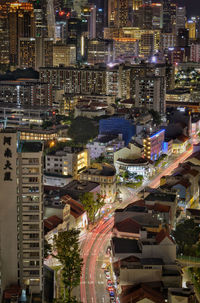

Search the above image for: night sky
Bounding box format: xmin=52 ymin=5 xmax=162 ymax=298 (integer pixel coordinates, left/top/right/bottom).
xmin=177 ymin=0 xmax=200 ymax=17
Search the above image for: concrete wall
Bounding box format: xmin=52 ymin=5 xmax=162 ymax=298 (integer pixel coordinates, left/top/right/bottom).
xmin=0 ymin=132 xmax=18 ymax=298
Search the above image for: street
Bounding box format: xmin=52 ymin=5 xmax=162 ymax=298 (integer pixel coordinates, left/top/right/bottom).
xmin=79 ymin=147 xmax=194 ymax=303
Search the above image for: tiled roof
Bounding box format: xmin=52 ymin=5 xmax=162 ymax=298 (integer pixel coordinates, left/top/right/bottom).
xmin=62 ymin=194 xmax=85 ymax=218
xmin=120 ymin=283 xmax=165 ymax=303
xmin=155 ymin=229 xmax=174 ymax=244
xmin=44 ymin=216 xmax=62 ymax=231
xmin=114 ymin=218 xmax=141 ymax=234
xmin=153 ymin=203 xmax=171 ymax=213
xmin=112 ymin=237 xmax=141 ymax=254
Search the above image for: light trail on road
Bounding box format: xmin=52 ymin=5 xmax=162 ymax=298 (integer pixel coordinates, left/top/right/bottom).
xmin=80 ymin=147 xmax=194 ymax=303
xmin=80 ymin=218 xmax=113 ymax=303
xmin=149 ymin=147 xmax=193 ymax=188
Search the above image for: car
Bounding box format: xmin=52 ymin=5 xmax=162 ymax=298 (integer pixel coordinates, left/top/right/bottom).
xmin=110 ymin=298 xmax=116 ymax=303
xmin=107 ymin=282 xmax=113 ymax=287
xmin=109 ymin=292 xmax=115 ymax=297
xmin=106 ymin=274 xmax=111 ymax=280
xmin=108 ymin=287 xmax=114 ymax=292
xmin=107 ymin=279 xmax=112 ymax=284
xmin=105 ymin=271 xmax=111 ymax=277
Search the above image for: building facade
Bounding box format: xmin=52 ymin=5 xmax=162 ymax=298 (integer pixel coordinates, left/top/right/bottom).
xmin=0 ymin=131 xmax=44 ymax=300
xmin=143 ymin=129 xmax=165 ymax=161
xmin=45 ymin=146 xmax=89 ymax=178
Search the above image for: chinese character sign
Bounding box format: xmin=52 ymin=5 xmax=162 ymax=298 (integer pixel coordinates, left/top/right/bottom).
xmin=3 ymin=136 xmax=13 ymax=181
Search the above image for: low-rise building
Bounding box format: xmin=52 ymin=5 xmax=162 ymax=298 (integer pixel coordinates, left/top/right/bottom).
xmin=161 ymin=162 xmax=200 ymax=209
xmin=61 ymin=195 xmax=88 ymax=230
xmin=18 ymin=128 xmax=58 ymax=141
xmin=163 ymin=139 xmax=173 ymax=155
xmin=79 ymin=163 xmax=116 ymax=202
xmin=166 ymin=89 xmax=191 ymax=103
xmin=143 ymin=129 xmax=165 ymax=161
xmin=114 ymin=141 xmax=144 ymax=165
xmin=172 ymin=135 xmax=189 ymax=154
xmin=144 ymin=189 xmax=178 ymax=228
xmin=186 ymin=208 xmax=200 ymax=224
xmin=62 ymin=180 xmax=100 ymax=200
xmin=115 ymin=157 xmax=154 ymax=178
xmin=43 ymin=173 xmax=72 ymax=187
xmin=45 ymin=146 xmax=89 ymax=178
xmin=111 ymin=230 xmax=180 ymax=286
xmin=115 ymin=201 xmax=171 ymax=229
xmin=45 ymin=197 xmax=88 ymax=245
xmin=168 ymin=287 xmax=197 ymax=303
xmin=86 ymin=134 xmax=124 ymax=161
xmin=119 ymin=283 xmax=165 ymax=303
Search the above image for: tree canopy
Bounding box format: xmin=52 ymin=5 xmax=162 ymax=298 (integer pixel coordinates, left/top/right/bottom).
xmin=149 ymin=109 xmax=161 ymax=126
xmin=67 ymin=117 xmax=98 ymax=144
xmin=53 ymin=229 xmax=83 ymax=302
xmin=80 ymin=192 xmax=105 ymax=223
xmin=172 ymin=219 xmax=200 ymax=254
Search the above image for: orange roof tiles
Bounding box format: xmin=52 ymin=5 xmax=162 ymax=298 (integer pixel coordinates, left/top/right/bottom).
xmin=155 ymin=229 xmax=174 ymax=244
xmin=120 ymin=283 xmax=165 ymax=303
xmin=62 ymin=194 xmax=85 ymax=218
xmin=114 ymin=218 xmax=141 ymax=234
xmin=44 ymin=216 xmax=62 ymax=231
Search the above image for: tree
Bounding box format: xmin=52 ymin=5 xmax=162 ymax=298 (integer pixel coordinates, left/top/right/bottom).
xmin=172 ymin=219 xmax=200 ymax=254
xmin=53 ymin=229 xmax=83 ymax=302
xmin=42 ymin=120 xmax=53 ymax=129
xmin=135 ymin=175 xmax=143 ymax=181
xmin=149 ymin=109 xmax=161 ymax=126
xmin=67 ymin=117 xmax=98 ymax=144
xmin=123 ymin=170 xmax=130 ymax=180
xmin=80 ymin=192 xmax=105 ymax=223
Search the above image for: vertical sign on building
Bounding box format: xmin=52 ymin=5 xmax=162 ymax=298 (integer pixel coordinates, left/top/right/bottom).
xmin=0 ymin=132 xmax=18 ymax=295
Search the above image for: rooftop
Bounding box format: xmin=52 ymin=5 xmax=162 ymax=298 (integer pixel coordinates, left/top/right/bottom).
xmin=62 ymin=180 xmax=100 ymax=200
xmin=44 ymin=216 xmax=62 ymax=231
xmin=155 ymin=229 xmax=174 ymax=244
xmin=116 ymin=157 xmax=151 ymax=165
xmin=120 ymin=283 xmax=165 ymax=303
xmin=18 ymin=141 xmax=43 ymax=153
xmin=114 ymin=218 xmax=141 ymax=234
xmin=140 ymin=258 xmax=164 ymax=265
xmin=145 ymin=191 xmax=177 ymax=203
xmin=166 ymin=88 xmax=190 ymax=95
xmin=62 ymin=195 xmax=85 ymax=218
xmin=81 ymin=164 xmax=116 ymax=177
xmin=112 ymin=237 xmax=141 ymax=254
xmin=96 ymin=134 xmax=119 ymax=143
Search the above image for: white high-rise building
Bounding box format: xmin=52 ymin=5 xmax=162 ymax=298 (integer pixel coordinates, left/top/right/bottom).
xmin=0 ymin=131 xmax=44 ymax=300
